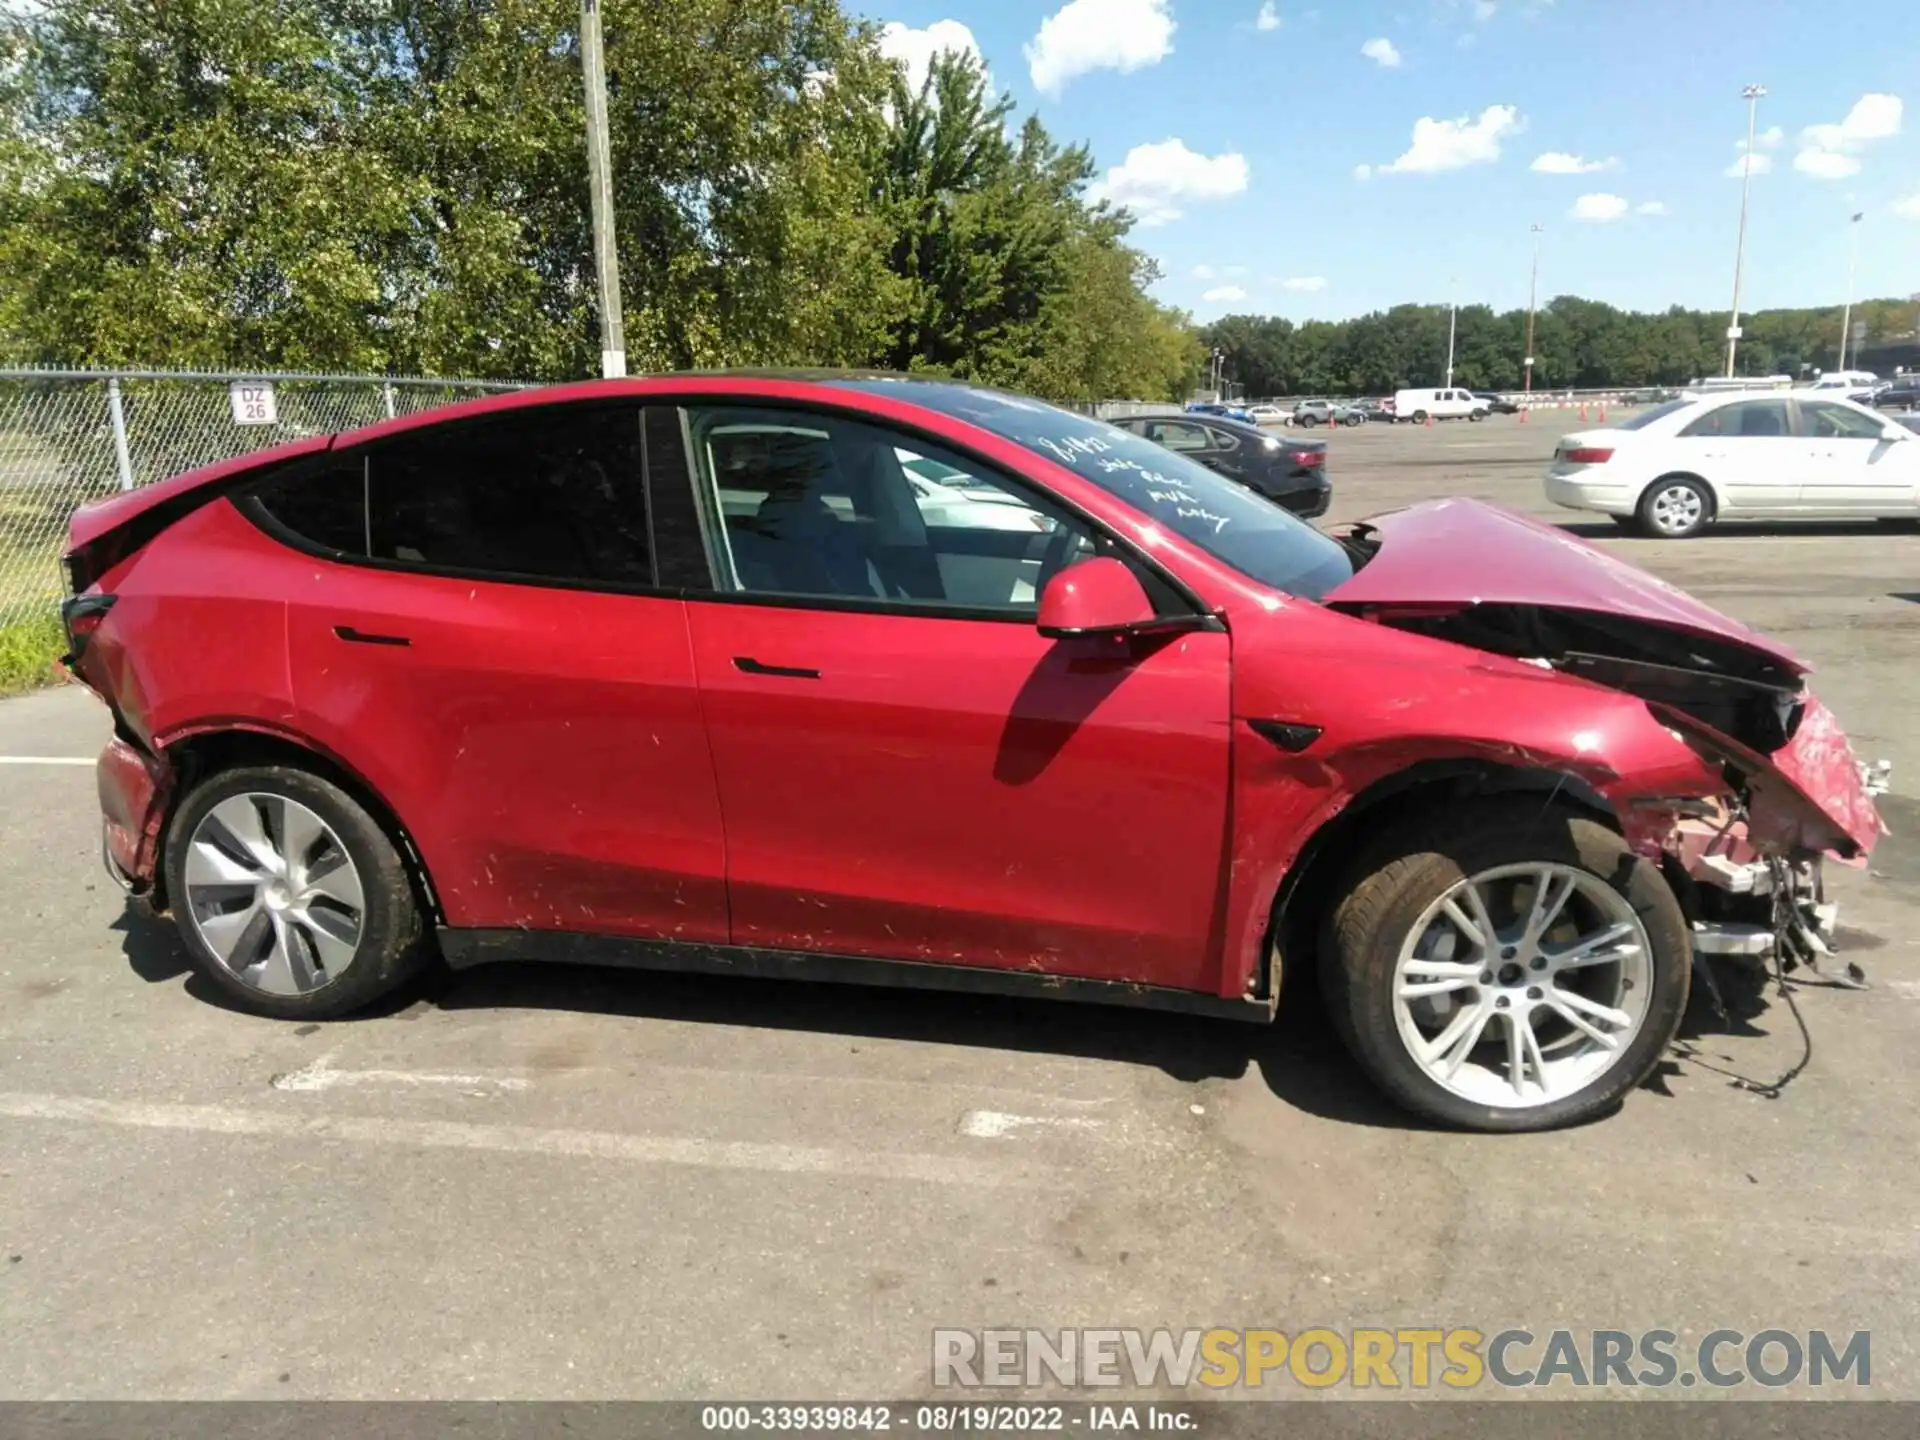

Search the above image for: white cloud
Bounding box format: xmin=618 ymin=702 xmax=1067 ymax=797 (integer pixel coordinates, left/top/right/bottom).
xmin=1797 ymin=94 xmax=1902 ymax=181
xmin=1752 ymin=124 xmax=1785 ymax=150
xmin=1803 ymin=94 xmax=1903 ymax=153
xmin=1726 ymin=152 xmax=1772 ymax=178
xmin=1570 ymin=192 xmax=1629 ymax=222
xmin=1530 ymin=151 xmax=1617 ymax=174
xmin=1280 ymin=276 xmax=1328 ymax=292
xmin=1893 ymin=193 xmax=1920 ymax=220
xmin=1635 ymin=200 xmax=1666 ymax=215
xmin=1256 ymin=2 xmax=1281 ymax=30
xmin=1191 ymin=264 xmax=1217 ymax=280
xmin=1361 ymin=37 xmax=1402 ymax=68
xmin=1091 ymin=139 xmax=1250 ymax=225
xmin=1794 ymin=150 xmax=1862 ymax=180
xmin=1473 ymin=0 xmax=1498 ymax=18
xmin=1379 ymin=104 xmax=1522 ymax=173
xmin=877 ymin=19 xmax=987 ymax=96
xmin=1202 ymin=285 xmax=1248 ymax=303
xmin=1026 ymin=0 xmax=1175 ymax=97
xmin=1354 ymin=163 xmax=1373 ymax=181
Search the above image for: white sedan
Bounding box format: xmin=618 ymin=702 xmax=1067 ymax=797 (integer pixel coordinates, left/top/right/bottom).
xmin=1544 ymin=391 xmax=1919 ymax=538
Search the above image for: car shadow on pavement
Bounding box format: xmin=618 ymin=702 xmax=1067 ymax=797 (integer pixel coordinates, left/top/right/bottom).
xmin=425 ymin=956 xmax=1421 ymax=1130
xmin=1561 ymin=519 xmax=1912 ymax=541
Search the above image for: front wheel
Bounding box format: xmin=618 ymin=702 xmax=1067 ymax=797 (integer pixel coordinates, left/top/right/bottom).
xmin=163 ymin=765 xmax=427 ymax=1019
xmin=1321 ymin=801 xmax=1690 ymax=1132
xmin=1298 ymin=414 xmax=1319 ymax=428
xmin=1637 ymin=475 xmax=1713 ymax=539
xmin=1469 ymin=409 xmax=1486 ymax=423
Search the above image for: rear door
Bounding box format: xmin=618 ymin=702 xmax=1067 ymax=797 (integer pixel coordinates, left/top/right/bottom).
xmin=658 ymin=401 xmax=1234 ymax=992
xmin=250 ymin=403 xmax=729 ymax=943
xmin=1795 ymin=399 xmax=1919 ymax=516
xmin=1674 ymin=398 xmax=1809 ymax=514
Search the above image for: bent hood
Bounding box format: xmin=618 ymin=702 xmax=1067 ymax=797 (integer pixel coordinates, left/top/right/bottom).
xmin=1328 ymin=497 xmax=1804 ymax=673
xmin=1325 ymin=498 xmax=1883 ymax=856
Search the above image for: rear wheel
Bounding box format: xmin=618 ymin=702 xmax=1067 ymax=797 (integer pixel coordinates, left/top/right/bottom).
xmin=1412 ymin=410 xmax=1430 ymax=424
xmin=1321 ymin=801 xmax=1690 ymax=1132
xmin=163 ymin=765 xmax=426 ymax=1019
xmin=1637 ymin=475 xmax=1713 ymax=539
xmin=1298 ymin=413 xmax=1319 ymax=428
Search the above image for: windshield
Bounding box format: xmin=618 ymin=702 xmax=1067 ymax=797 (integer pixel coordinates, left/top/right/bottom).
xmin=831 ymin=379 xmax=1355 ymax=599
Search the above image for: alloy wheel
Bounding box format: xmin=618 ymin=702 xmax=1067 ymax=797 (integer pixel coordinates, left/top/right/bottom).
xmin=183 ymin=792 xmax=366 ymax=996
xmin=1648 ymin=483 xmax=1704 ymax=536
xmin=1391 ymin=862 xmax=1653 ymax=1110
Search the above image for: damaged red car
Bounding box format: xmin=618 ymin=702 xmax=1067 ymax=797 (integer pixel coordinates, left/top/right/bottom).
xmin=60 ymin=376 xmax=1888 ymax=1131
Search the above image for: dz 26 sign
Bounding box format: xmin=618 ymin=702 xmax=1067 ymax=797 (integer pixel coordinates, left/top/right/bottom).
xmin=228 ymin=381 xmax=278 ymax=427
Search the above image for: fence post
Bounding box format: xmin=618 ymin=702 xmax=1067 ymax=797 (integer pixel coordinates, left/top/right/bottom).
xmin=381 ymin=381 xmax=397 ymax=420
xmin=106 ymin=376 xmax=136 ymax=492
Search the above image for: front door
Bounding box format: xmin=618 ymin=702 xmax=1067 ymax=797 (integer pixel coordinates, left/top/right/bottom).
xmin=1795 ymin=399 xmax=1919 ymax=516
xmin=667 ymin=403 xmax=1234 ymax=992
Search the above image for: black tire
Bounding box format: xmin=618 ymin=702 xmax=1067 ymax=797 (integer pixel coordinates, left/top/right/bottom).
xmin=1320 ymin=799 xmax=1690 ymax=1132
xmin=1298 ymin=413 xmax=1319 ymax=428
xmin=1412 ymin=410 xmax=1429 ymax=425
xmin=1469 ymin=409 xmax=1486 ymax=423
xmin=163 ymin=765 xmax=426 ymax=1020
xmin=1343 ymin=414 xmax=1362 ymax=427
xmin=1635 ymin=474 xmax=1713 ymax=539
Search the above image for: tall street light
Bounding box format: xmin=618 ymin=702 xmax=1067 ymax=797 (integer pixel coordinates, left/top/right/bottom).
xmin=1838 ymin=209 xmax=1863 ymax=371
xmin=1523 ymin=224 xmax=1544 ymax=401
xmin=581 ymin=0 xmax=626 ymax=379
xmin=1725 ymin=82 xmax=1766 ymax=378
xmin=1444 ymin=277 xmax=1459 ymax=389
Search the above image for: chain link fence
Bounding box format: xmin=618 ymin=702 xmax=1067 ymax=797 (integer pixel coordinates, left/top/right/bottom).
xmin=0 ymin=369 xmax=531 ymax=630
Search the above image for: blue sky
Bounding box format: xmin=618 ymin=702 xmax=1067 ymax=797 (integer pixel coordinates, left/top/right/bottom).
xmin=868 ymin=0 xmax=1920 ymax=324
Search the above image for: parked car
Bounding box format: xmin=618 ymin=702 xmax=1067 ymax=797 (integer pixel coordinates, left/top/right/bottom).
xmin=1112 ymin=413 xmax=1329 ymax=517
xmin=1356 ymin=398 xmax=1397 ymax=423
xmin=1544 ymin=391 xmax=1917 ymax=538
xmin=1185 ymin=400 xmax=1253 ymax=423
xmin=1805 ymin=370 xmax=1879 ymax=394
xmin=1292 ymin=399 xmax=1363 ymax=429
xmin=1469 ymin=391 xmax=1520 ymax=415
xmin=1869 ymin=377 xmax=1920 ymax=412
xmin=61 ymin=374 xmax=1883 ymax=1131
xmin=1244 ymin=403 xmax=1289 ymax=426
xmin=1392 ymin=387 xmax=1488 ymax=423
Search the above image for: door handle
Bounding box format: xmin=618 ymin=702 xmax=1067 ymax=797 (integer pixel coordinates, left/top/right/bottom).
xmin=734 ymin=656 xmax=820 ymax=679
xmin=334 ymin=625 xmax=412 ymax=647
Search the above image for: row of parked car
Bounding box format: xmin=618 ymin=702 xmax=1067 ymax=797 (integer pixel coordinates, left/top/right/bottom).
xmin=1188 ymin=389 xmax=1522 ymax=428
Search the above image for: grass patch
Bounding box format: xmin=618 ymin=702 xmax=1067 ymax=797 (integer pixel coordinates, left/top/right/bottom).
xmin=0 ymin=612 xmax=66 ymax=696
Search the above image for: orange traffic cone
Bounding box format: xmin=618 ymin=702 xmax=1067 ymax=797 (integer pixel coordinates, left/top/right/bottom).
xmin=1425 ymin=410 xmax=1434 ymax=427
xmin=1519 ymin=406 xmax=1528 ymax=424
xmin=1598 ymin=402 xmax=1607 ymax=423
xmin=1578 ymin=402 xmax=1588 ymax=421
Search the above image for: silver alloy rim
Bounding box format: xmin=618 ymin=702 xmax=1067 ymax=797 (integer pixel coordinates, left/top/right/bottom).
xmin=183 ymin=793 xmax=365 ymax=996
xmin=1649 ymin=483 xmax=1704 ymax=535
xmin=1392 ymin=863 xmax=1653 ymax=1110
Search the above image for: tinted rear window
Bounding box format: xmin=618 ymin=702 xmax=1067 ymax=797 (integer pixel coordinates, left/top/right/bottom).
xmin=248 ymin=405 xmax=652 ymax=586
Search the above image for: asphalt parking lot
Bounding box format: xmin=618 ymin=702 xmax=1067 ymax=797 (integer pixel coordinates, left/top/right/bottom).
xmin=2 ymin=413 xmax=1917 ymax=1402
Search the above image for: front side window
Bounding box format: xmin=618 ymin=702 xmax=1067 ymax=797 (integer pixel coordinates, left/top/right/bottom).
xmin=827 ymin=380 xmax=1355 ymax=600
xmin=1681 ymin=399 xmax=1790 ymax=439
xmin=685 ymin=405 xmax=1100 ymax=614
xmin=1798 ymin=401 xmax=1886 ymax=441
xmin=249 ymin=405 xmax=651 ymax=586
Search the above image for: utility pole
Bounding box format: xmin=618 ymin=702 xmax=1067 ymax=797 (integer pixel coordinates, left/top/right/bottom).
xmin=1726 ymin=83 xmax=1766 ymax=378
xmin=1524 ymin=224 xmax=1543 ymax=400
xmin=1838 ymin=209 xmax=1863 ymax=371
xmin=581 ymin=0 xmax=626 ymax=378
xmin=1443 ymin=279 xmax=1459 ymax=389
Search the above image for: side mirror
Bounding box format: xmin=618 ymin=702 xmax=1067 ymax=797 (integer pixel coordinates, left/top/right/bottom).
xmin=1036 ymin=557 xmax=1157 ymax=638
xmin=1884 ymin=424 xmax=1912 ymax=443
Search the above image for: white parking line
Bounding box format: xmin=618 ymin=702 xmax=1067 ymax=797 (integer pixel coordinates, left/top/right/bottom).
xmin=0 ymin=756 xmax=93 ymax=766
xmin=958 ymin=1108 xmax=1104 ymax=1139
xmin=271 ymin=1055 xmax=531 ymax=1094
xmin=0 ymin=1091 xmax=1054 ymax=1188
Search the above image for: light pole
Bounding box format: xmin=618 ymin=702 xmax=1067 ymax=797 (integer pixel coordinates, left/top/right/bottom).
xmin=1443 ymin=278 xmax=1459 ymax=389
xmin=581 ymin=0 xmax=626 ymax=378
xmin=1523 ymin=224 xmax=1543 ymax=400
xmin=1838 ymin=209 xmax=1863 ymax=371
xmin=1726 ymin=82 xmax=1766 ymax=378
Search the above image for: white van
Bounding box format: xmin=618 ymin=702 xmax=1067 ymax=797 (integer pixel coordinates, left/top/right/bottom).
xmin=1392 ymin=387 xmax=1487 ymax=423
xmin=1806 ymin=369 xmax=1878 ymax=391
